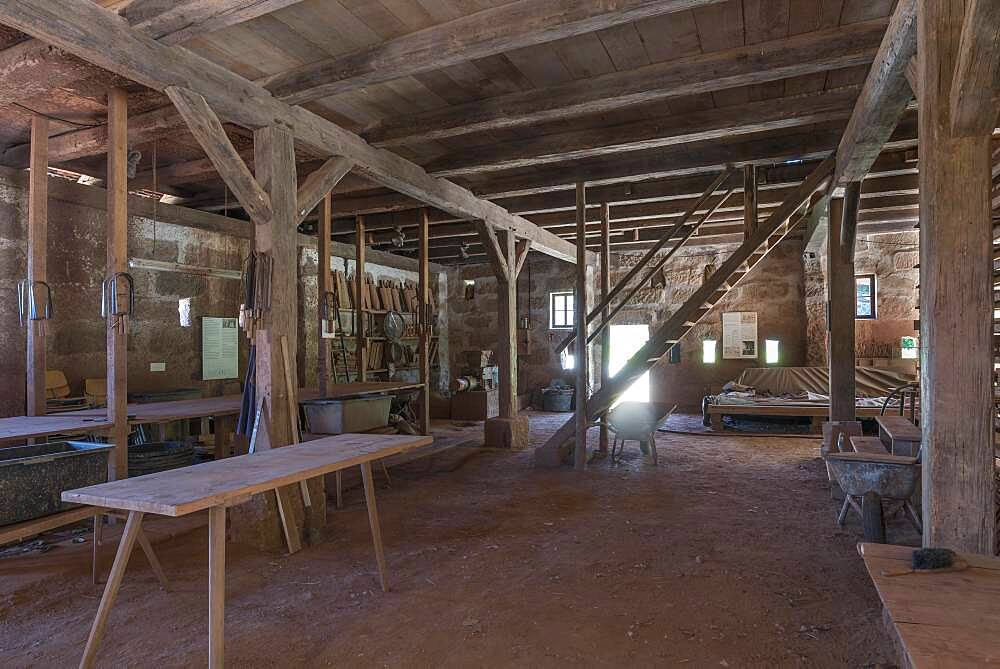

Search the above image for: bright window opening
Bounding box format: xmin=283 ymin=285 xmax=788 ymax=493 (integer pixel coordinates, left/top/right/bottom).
xmin=610 ymin=324 xmax=650 ymax=406
xmin=703 ymin=339 xmax=717 ymax=364
xmin=561 ymin=351 xmax=575 ymax=370
xmin=765 ymin=339 xmax=780 ymax=364
xmin=550 ymin=291 xmax=574 ymax=329
xmin=900 ymin=336 xmax=918 ymax=360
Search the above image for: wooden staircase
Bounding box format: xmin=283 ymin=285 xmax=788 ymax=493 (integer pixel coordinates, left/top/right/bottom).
xmin=536 ymin=156 xmax=835 ymax=464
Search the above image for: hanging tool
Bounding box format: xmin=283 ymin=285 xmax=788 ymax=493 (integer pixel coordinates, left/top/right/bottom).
xmin=17 ymin=279 xmax=53 ymax=335
xmin=239 ymin=251 xmax=273 ymax=340
xmin=101 ymin=272 xmax=134 ymax=334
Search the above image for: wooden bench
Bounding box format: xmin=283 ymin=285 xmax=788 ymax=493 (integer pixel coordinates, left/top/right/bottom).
xmin=63 ymin=432 xmax=432 ymax=669
xmin=875 ymin=415 xmax=921 ymax=456
xmin=860 ymin=543 xmax=1000 ymax=667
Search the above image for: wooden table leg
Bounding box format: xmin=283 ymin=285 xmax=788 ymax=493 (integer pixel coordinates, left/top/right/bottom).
xmin=136 ymin=528 xmax=170 ymax=590
xmin=360 ymin=462 xmax=388 ymax=592
xmin=80 ymin=511 xmax=144 ymax=669
xmin=214 ymin=414 xmax=235 ymax=459
xmin=710 ymin=412 xmax=723 ymax=430
xmin=335 ymin=470 xmax=343 ymax=509
xmin=92 ymin=514 xmax=103 ymax=585
xmin=208 ymin=505 xmax=226 ymax=669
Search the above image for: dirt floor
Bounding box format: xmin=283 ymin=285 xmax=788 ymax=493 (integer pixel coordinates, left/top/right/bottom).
xmin=0 ymin=412 xmax=916 ymax=668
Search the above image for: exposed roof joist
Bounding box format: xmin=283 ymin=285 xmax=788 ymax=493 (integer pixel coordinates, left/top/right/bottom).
xmin=0 ymin=0 xmax=585 ymax=263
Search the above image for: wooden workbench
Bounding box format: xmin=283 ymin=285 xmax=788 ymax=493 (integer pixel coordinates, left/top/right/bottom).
xmin=0 ymin=413 xmax=113 ymax=445
xmin=63 ymin=432 xmax=432 ymax=669
xmin=707 ymin=402 xmax=885 ymax=432
xmin=860 ymin=542 xmax=1000 ymax=667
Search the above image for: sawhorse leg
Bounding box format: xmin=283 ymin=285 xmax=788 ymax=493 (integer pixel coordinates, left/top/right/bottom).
xmin=360 ymin=462 xmax=388 ymax=592
xmin=208 ymin=505 xmax=226 ymax=669
xmin=80 ymin=511 xmax=144 ymax=669
xmin=92 ymin=513 xmax=170 ymax=590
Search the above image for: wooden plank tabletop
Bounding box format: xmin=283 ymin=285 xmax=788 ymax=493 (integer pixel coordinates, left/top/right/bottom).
xmin=0 ymin=414 xmax=114 ymax=443
xmin=860 ymin=543 xmax=1000 ymax=667
xmin=62 ymin=433 xmax=433 ymax=517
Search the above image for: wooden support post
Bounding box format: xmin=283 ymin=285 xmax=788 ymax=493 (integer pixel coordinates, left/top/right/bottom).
xmin=317 ymin=192 xmax=332 ymax=395
xmin=599 ymin=202 xmax=611 ymax=454
xmin=743 ymin=164 xmax=757 ymax=240
xmin=919 ymin=0 xmax=995 ymax=554
xmin=106 ymin=88 xmax=128 ymax=480
xmin=828 ymin=197 xmax=855 ymax=423
xmin=355 ymin=215 xmax=367 ymax=382
xmin=26 ymin=114 xmax=47 ymax=417
xmin=841 ymin=181 xmax=862 ymax=263
xmin=417 ymin=208 xmax=431 ymax=435
xmin=497 ymin=229 xmax=518 ymax=421
xmin=574 ymin=182 xmax=589 ymax=470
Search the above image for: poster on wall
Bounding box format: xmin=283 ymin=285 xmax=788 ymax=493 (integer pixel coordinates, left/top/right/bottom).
xmin=202 ymin=316 xmax=239 ymax=380
xmin=722 ymin=311 xmax=758 ymax=359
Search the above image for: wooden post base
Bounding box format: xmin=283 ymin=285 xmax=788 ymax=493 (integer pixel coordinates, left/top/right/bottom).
xmin=483 ymin=416 xmax=530 ymax=450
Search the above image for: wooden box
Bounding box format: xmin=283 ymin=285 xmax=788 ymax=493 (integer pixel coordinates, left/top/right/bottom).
xmin=450 ymin=390 xmax=499 ymax=421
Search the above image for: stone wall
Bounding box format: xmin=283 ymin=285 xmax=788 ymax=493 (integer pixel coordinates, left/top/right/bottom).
xmin=612 ymin=239 xmax=808 ymax=411
xmin=445 ymin=253 xmax=597 ymax=397
xmin=444 ymin=241 xmax=808 ymax=412
xmin=803 ymin=230 xmax=919 ymax=375
xmin=0 ymin=171 xmax=450 ymax=419
xmin=0 ymin=173 xmax=249 ymax=418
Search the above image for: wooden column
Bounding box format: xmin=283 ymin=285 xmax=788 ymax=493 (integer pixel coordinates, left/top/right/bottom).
xmin=497 ymin=229 xmax=518 ymax=420
xmin=417 ymin=208 xmax=431 ymax=435
xmin=26 ymin=115 xmax=47 ymax=417
xmin=743 ymin=164 xmax=757 ymax=240
xmin=106 ymin=88 xmax=128 ymax=480
xmin=317 ymin=192 xmax=332 ymax=395
xmin=574 ymin=182 xmax=589 ymax=470
xmin=598 ymin=202 xmax=611 ymax=454
xmin=355 ymin=215 xmax=367 ymax=382
xmin=252 ymin=124 xmax=297 ymax=450
xmin=827 ymin=197 xmax=855 ymax=423
xmin=919 ymin=0 xmax=995 ymax=554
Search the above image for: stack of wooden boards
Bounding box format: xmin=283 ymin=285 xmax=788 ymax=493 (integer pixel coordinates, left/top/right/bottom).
xmin=330 ymin=270 xmax=429 ymax=314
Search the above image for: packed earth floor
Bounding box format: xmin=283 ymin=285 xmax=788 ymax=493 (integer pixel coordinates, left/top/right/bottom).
xmin=0 ymin=412 xmax=915 ymax=667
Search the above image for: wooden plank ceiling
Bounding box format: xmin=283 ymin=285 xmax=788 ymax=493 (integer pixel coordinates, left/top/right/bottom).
xmin=0 ymin=0 xmax=928 ymax=263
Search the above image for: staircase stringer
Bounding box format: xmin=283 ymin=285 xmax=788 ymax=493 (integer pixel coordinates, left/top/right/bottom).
xmin=536 ymin=156 xmax=835 ymax=460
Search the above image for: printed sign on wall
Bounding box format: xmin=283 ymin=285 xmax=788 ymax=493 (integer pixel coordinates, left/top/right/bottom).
xmin=722 ymin=311 xmax=758 ymax=359
xmin=202 ymin=316 xmax=239 ymax=380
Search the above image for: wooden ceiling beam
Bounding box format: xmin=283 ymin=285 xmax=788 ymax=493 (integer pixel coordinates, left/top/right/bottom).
xmin=0 ymin=0 xmax=303 ymax=105
xmin=365 ymin=20 xmax=888 ymax=147
xmin=949 ymin=0 xmax=1000 ymax=136
xmin=0 ymin=0 xmax=583 ymax=263
xmin=833 ymin=0 xmax=918 ymax=186
xmin=258 ymin=0 xmax=725 ymax=105
xmin=426 ymin=87 xmax=861 ymax=178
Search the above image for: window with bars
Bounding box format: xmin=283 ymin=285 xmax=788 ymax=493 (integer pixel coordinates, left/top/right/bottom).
xmin=549 ymin=291 xmax=574 ymax=330
xmin=855 ymin=274 xmax=877 ymax=319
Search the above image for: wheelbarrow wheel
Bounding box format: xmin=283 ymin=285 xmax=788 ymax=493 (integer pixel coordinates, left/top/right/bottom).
xmin=861 ymin=492 xmax=886 ymax=543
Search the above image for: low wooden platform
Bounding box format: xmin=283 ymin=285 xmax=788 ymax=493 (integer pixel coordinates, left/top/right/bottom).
xmin=860 ymin=543 xmax=1000 ymax=667
xmin=707 ymin=403 xmax=884 ymax=432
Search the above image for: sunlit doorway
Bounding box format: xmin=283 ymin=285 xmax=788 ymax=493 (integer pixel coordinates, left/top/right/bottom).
xmin=609 ymin=324 xmax=650 ymax=406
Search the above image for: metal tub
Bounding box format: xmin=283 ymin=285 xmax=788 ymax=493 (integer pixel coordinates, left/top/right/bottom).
xmin=0 ymin=441 xmax=112 ymax=526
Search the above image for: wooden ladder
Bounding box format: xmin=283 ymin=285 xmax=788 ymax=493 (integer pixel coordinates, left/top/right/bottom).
xmin=537 ymin=156 xmax=835 ymax=463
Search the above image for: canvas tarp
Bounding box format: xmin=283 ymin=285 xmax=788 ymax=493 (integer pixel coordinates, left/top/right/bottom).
xmin=734 ymin=366 xmax=915 ymax=399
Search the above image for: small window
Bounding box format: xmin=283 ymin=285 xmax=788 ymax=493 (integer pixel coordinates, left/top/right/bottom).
xmin=900 ymin=336 xmax=918 ymax=360
xmin=550 ymin=291 xmax=574 ymax=329
xmin=702 ymin=339 xmax=717 ymax=364
xmin=765 ymin=339 xmax=780 ymax=364
xmin=855 ymin=274 xmax=877 ymax=319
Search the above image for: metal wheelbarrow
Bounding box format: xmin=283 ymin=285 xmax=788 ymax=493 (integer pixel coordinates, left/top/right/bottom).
xmin=824 ymin=450 xmax=921 ymax=543
xmin=607 ymin=402 xmax=677 ymax=465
